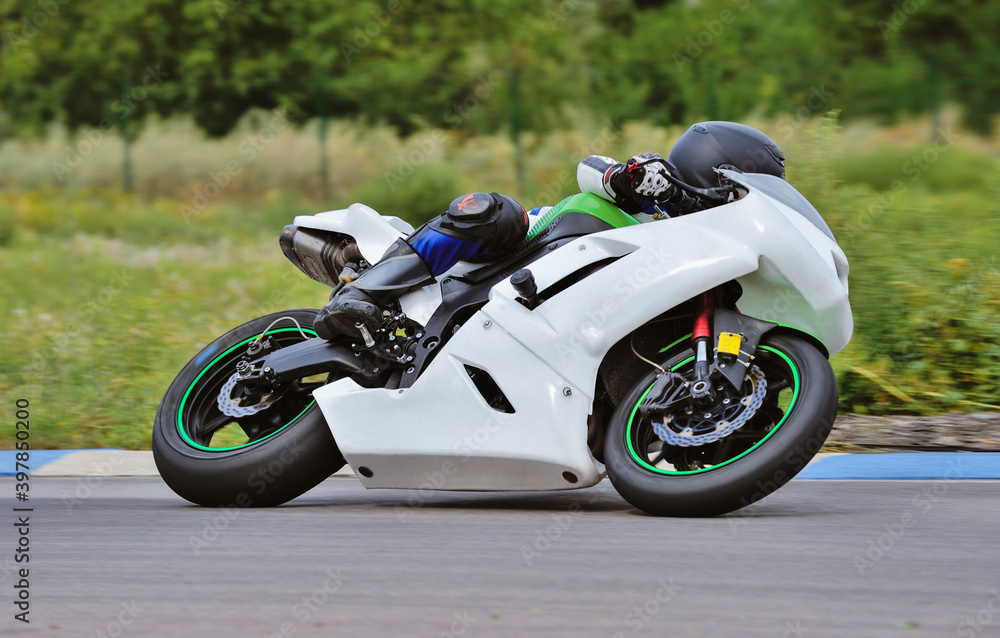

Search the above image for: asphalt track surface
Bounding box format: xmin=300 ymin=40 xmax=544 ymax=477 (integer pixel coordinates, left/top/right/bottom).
xmin=3 ymin=477 xmax=999 ymax=638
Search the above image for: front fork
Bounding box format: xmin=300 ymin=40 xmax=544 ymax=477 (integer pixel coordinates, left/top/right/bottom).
xmin=690 ymin=293 xmax=714 ymax=402
xmin=639 ymin=292 xmax=776 ymax=419
xmin=638 ymin=292 xmax=718 ymax=419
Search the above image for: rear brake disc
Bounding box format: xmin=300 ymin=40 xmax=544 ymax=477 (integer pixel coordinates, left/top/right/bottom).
xmin=216 ymin=373 xmax=286 ymax=418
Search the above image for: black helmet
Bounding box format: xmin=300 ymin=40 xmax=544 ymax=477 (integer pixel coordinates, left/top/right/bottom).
xmin=667 ymin=122 xmax=786 ymax=190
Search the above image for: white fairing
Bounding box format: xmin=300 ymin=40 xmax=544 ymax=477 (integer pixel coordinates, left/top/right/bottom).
xmin=316 ymin=319 xmax=602 ymax=490
xmin=310 ymin=180 xmax=853 ymax=491
xmin=293 ymin=203 xmax=412 ymax=264
xmin=292 ymin=204 xmax=440 ymax=323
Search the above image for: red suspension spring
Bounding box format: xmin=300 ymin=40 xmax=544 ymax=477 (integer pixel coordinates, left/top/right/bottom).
xmin=693 ymin=292 xmax=712 ymax=341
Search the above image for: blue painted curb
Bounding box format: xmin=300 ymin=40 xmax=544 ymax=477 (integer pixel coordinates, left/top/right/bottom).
xmin=1 ymin=450 xmax=999 ymax=479
xmin=0 ymin=449 xmax=112 ymax=475
xmin=798 ymin=452 xmax=1000 ymax=480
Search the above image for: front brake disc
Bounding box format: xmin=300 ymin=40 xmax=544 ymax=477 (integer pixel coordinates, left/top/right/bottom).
xmin=652 ymin=366 xmax=767 ymax=447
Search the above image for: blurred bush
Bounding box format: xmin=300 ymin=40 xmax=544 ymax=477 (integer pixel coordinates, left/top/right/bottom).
xmin=351 ymin=164 xmax=469 ymax=228
xmin=0 ymin=200 xmax=14 ymax=245
xmin=1 ymin=189 xmax=320 ymax=246
xmin=832 ymin=146 xmax=990 ymax=194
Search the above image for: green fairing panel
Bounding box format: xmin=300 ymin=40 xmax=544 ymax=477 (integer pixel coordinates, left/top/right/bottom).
xmin=523 ymin=193 xmax=639 ymax=244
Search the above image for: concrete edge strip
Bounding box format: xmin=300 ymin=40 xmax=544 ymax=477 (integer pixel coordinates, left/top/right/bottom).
xmin=1 ymin=450 xmax=998 ymax=479
xmin=0 ymin=449 xmax=358 ymax=477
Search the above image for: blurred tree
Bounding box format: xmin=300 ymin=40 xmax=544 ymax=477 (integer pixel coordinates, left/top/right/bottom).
xmin=0 ymin=0 xmax=183 ymax=132
xmin=331 ymin=0 xmax=588 ymax=135
xmin=0 ymin=0 xmax=370 ymax=135
xmin=587 ymin=0 xmax=781 ymax=125
xmin=0 ymin=0 xmax=590 ymax=135
xmin=169 ymin=0 xmax=371 ymax=136
xmin=0 ymin=0 xmax=996 ymax=145
xmin=896 ymin=0 xmax=1000 ymax=135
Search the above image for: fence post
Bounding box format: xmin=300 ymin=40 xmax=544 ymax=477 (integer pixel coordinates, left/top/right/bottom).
xmin=510 ymin=66 xmax=524 ymax=194
xmin=315 ymin=72 xmax=330 ymax=202
xmin=118 ymin=81 xmax=133 ymax=193
xmin=926 ymin=53 xmax=942 ymax=142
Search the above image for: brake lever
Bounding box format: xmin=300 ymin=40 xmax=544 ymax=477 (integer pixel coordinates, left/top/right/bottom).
xmin=662 ymin=171 xmax=736 ymax=204
xmin=704 ymin=185 xmax=738 ymax=203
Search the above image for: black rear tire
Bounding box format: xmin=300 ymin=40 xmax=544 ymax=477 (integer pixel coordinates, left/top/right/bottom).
xmin=152 ymin=309 xmax=346 ymax=507
xmin=604 ymin=332 xmax=837 ymax=517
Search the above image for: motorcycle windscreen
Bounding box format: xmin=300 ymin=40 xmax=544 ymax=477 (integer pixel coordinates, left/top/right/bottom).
xmin=718 ymin=169 xmax=837 ymax=241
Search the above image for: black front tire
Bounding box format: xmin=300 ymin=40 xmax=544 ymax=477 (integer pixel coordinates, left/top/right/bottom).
xmin=153 ymin=309 xmax=346 ymax=507
xmin=604 ymin=332 xmax=837 ymax=517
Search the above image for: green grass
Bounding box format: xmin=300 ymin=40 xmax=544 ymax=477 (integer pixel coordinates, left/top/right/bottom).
xmin=831 ymin=145 xmax=992 ymax=195
xmin=0 ymin=223 xmax=333 ymax=449
xmin=2 ymin=115 xmax=999 ymax=449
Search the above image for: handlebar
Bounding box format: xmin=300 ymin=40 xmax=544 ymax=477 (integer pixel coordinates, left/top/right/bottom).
xmin=662 ymin=169 xmax=739 ymax=204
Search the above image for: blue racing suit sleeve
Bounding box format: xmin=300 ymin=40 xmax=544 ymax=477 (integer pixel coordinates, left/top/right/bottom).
xmin=408 ymin=228 xmax=487 ymax=276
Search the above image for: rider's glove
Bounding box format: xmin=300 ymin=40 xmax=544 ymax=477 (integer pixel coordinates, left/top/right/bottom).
xmin=610 ymin=153 xmax=677 ymax=204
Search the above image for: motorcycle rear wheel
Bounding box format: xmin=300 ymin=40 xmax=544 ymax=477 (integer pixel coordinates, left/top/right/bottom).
xmin=604 ymin=332 xmax=837 ymax=517
xmin=152 ymin=309 xmax=346 ymax=507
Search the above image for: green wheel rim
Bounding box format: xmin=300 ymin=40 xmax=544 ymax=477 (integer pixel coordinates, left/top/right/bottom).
xmin=178 ymin=327 xmax=325 ymax=452
xmin=624 ymin=345 xmax=800 ymax=475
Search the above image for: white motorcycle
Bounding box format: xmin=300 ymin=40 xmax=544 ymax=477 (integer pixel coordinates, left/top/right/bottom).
xmin=153 ymin=169 xmax=852 ymax=516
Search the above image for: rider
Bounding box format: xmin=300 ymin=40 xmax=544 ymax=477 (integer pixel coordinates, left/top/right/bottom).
xmin=313 ymin=121 xmax=786 ymax=341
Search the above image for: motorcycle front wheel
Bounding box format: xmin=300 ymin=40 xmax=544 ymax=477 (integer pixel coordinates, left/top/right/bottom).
xmin=152 ymin=309 xmax=346 ymax=507
xmin=604 ymin=332 xmax=837 ymax=517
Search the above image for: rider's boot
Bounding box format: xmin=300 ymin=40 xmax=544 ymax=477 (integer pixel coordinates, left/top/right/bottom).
xmin=313 ymin=239 xmax=434 ymax=341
